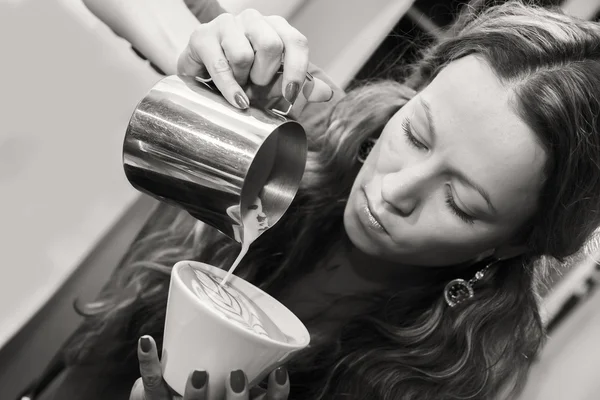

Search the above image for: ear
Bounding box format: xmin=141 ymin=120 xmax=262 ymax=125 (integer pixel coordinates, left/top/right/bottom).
xmin=493 ymin=244 xmax=529 ymax=261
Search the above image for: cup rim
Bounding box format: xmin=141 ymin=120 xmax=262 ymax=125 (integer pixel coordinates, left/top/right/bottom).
xmin=172 ymin=260 xmax=310 ymax=349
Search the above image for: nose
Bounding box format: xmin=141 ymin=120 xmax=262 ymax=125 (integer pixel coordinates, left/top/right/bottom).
xmin=381 ymin=165 xmax=432 ymax=216
xmin=257 ymin=212 xmax=267 ymax=222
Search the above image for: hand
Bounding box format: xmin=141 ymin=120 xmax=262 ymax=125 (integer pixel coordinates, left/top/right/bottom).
xmin=177 ymin=9 xmax=333 ymax=110
xmin=130 ymin=335 xmax=290 ymax=400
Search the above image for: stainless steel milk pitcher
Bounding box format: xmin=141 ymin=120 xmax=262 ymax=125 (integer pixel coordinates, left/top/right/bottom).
xmin=123 ymin=72 xmax=309 ymax=242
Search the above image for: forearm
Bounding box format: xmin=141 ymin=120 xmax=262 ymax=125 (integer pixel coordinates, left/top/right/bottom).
xmin=82 ymin=0 xmax=225 ymax=75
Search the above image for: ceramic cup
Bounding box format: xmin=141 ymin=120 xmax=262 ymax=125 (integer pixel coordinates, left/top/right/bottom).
xmin=162 ymin=260 xmax=311 ymax=398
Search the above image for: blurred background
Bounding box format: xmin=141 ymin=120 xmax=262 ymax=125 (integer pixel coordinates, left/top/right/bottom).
xmin=1 ymin=0 xmax=600 ymax=398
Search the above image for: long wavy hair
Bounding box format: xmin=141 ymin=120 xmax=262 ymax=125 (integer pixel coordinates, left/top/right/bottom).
xmin=64 ymin=1 xmax=600 ymax=399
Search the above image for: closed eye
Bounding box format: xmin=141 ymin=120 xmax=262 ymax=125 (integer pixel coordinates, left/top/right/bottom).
xmin=402 ymin=118 xmax=428 ymax=150
xmin=444 ymin=185 xmax=475 ymax=225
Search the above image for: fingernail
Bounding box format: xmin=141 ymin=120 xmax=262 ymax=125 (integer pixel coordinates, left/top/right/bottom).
xmin=131 ymin=46 xmax=147 ymax=61
xmin=140 ymin=336 xmax=151 ymax=353
xmin=275 ymin=366 xmax=287 ymax=385
xmin=230 ymin=370 xmax=245 ymax=393
xmin=285 ymin=82 xmax=300 ymax=103
xmin=326 ymin=88 xmax=335 ymax=102
xmin=197 ymin=67 xmax=211 ymax=80
xmin=192 ymin=370 xmax=207 ymax=389
xmin=234 ymin=93 xmax=249 ymax=109
xmin=149 ymin=62 xmax=166 ymax=76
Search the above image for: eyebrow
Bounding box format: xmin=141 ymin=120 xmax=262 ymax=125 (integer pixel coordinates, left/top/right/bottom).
xmin=420 ymin=98 xmax=437 ymax=145
xmin=420 ymin=98 xmax=498 ymax=216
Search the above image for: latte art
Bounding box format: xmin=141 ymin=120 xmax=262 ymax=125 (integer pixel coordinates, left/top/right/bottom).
xmin=190 ymin=268 xmax=285 ymax=341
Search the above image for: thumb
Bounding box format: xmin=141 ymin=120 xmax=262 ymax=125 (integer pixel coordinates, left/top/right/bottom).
xmin=177 ymin=44 xmax=210 ymax=79
xmin=302 ymin=77 xmax=334 ymax=103
xmin=129 ymin=378 xmax=145 ymax=400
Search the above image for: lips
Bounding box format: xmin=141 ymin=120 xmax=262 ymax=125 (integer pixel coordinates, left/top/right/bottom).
xmin=365 ymin=204 xmax=385 ymax=230
xmin=361 ymin=186 xmax=389 ymax=234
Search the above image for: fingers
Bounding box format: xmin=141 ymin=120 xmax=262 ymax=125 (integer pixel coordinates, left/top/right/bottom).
xmin=137 ymin=335 xmax=171 ymax=400
xmin=182 ymin=370 xmax=208 ymax=400
xmin=266 ymin=366 xmax=290 ymax=400
xmin=303 ymin=77 xmax=335 ymax=103
xmin=239 ymin=10 xmax=284 ymax=87
xmin=177 ymin=10 xmax=330 ymax=111
xmin=265 ymin=16 xmax=309 ymax=104
xmin=218 ymin=16 xmax=255 ymax=87
xmin=226 ymin=369 xmax=249 ymax=400
xmin=177 ymin=27 xmax=210 ymax=79
xmin=180 ymin=19 xmax=250 ymax=110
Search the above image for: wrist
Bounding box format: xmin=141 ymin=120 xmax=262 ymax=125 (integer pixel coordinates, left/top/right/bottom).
xmin=105 ymin=0 xmax=201 ymax=76
xmin=153 ymin=5 xmax=201 ymax=75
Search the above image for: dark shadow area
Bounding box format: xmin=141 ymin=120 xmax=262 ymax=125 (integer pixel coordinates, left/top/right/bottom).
xmin=0 ymin=195 xmax=157 ymax=400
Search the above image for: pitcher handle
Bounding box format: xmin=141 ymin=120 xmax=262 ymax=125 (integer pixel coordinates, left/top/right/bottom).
xmin=193 ymin=63 xmax=313 ymax=118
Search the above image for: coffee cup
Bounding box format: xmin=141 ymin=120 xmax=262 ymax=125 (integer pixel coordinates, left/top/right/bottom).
xmin=162 ymin=261 xmax=311 ymax=398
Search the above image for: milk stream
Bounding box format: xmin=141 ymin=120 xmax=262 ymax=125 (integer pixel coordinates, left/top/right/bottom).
xmin=221 ymin=240 xmax=250 ymax=286
xmin=220 ymin=201 xmax=267 ymax=286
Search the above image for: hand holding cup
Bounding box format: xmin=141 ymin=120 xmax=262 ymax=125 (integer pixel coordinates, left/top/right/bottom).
xmin=146 ymin=262 xmax=309 ymax=399
xmin=130 ymin=335 xmax=290 ymax=400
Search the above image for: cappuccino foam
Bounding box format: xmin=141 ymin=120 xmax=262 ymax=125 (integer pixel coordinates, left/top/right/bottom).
xmin=189 ymin=268 xmax=286 ymax=341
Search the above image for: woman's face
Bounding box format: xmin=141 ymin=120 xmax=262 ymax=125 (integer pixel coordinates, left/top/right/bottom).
xmin=344 ymin=55 xmax=547 ymax=266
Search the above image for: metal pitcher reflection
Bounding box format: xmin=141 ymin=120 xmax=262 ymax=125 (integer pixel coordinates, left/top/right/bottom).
xmin=123 ymin=74 xmax=308 ymax=242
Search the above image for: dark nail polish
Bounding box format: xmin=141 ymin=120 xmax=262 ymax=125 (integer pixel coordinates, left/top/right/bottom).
xmin=230 ymin=370 xmax=245 ymax=393
xmin=285 ymin=82 xmax=300 ymax=103
xmin=140 ymin=337 xmax=151 ymax=353
xmin=149 ymin=62 xmax=166 ymax=76
xmin=192 ymin=370 xmax=207 ymax=389
xmin=131 ymin=46 xmax=147 ymax=61
xmin=326 ymin=88 xmax=335 ymax=102
xmin=275 ymin=366 xmax=288 ymax=385
xmin=234 ymin=93 xmax=249 ymax=109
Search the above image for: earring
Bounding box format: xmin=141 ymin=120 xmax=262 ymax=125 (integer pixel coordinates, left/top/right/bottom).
xmin=444 ymin=260 xmax=495 ymax=308
xmin=357 ymin=138 xmax=377 ymax=164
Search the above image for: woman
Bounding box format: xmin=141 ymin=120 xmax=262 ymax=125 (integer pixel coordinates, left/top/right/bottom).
xmin=50 ymin=0 xmax=600 ymax=399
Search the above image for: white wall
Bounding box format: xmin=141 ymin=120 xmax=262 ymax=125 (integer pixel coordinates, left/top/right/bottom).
xmin=219 ymin=0 xmax=305 ymax=18
xmin=562 ymin=0 xmax=600 ymax=20
xmin=0 ymin=0 xmax=158 ymax=348
xmin=289 ymin=0 xmax=414 ymax=88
